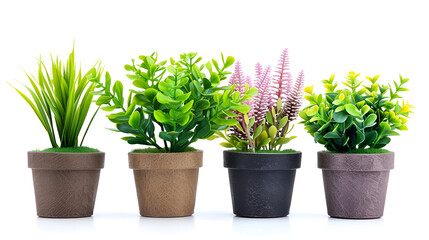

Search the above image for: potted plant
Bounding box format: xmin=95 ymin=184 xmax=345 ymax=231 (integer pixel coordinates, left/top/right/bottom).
xmin=93 ymin=52 xmax=255 ymax=217
xmin=11 ymin=47 xmax=105 ymax=218
xmin=215 ymin=49 xmax=305 ymax=217
xmin=299 ymin=72 xmax=413 ymax=219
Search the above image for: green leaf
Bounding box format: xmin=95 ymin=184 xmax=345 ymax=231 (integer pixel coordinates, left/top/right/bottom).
xmin=268 ymin=125 xmax=277 ymax=138
xmin=210 ymin=73 xmax=220 ymax=85
xmin=167 ymin=65 xmax=177 ymax=74
xmin=195 ymin=99 xmax=210 ymax=110
xmin=107 ymin=113 xmax=129 ymax=124
xmin=179 ymin=100 xmax=194 ymax=113
xmin=193 ymin=119 xmax=211 ymax=140
xmin=379 ymin=122 xmax=391 ymax=136
xmin=345 ymin=104 xmax=361 ymax=117
xmin=364 ymin=113 xmax=377 ymax=127
xmin=220 ymin=142 xmax=235 ymax=148
xmin=159 ymin=132 xmax=173 ymax=142
xmin=275 ymin=136 xmax=297 ymax=146
xmin=117 ymin=123 xmax=139 ymax=134
xmin=253 ymin=125 xmax=263 ymax=139
xmin=279 ymin=116 xmax=288 ymax=129
xmin=96 ymin=96 xmax=112 ymax=105
xmin=101 ymin=106 xmax=116 ymax=111
xmin=243 ymin=114 xmax=249 ymax=126
xmin=355 ymin=130 xmax=365 ymax=145
xmin=333 ymin=110 xmax=348 ymax=123
xmin=360 ymin=130 xmax=378 ymax=147
xmin=257 ymin=138 xmax=271 ymax=148
xmin=156 ymin=92 xmax=178 ymax=104
xmin=246 ymin=87 xmax=258 ymax=97
xmin=266 ymin=110 xmax=274 ymax=125
xmin=143 ymin=88 xmax=158 ymax=102
xmin=127 ymin=137 xmax=150 ymax=145
xmin=128 ymin=111 xmax=141 ymax=129
xmin=233 ymin=104 xmax=250 ymax=114
xmin=306 ymin=105 xmax=319 ymax=116
xmin=324 ymin=132 xmax=341 ymax=139
xmin=224 ymin=56 xmax=235 ymax=68
xmin=153 ymin=110 xmax=170 ymax=123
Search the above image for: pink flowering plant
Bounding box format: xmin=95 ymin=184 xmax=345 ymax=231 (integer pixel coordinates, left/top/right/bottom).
xmin=216 ymin=49 xmax=305 ymax=152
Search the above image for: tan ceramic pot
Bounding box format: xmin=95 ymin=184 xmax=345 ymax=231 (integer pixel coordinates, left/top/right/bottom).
xmin=129 ymin=151 xmax=203 ymax=217
xmin=28 ymin=152 xmax=105 ymax=218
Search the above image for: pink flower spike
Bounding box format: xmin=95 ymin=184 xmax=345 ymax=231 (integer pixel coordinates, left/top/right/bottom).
xmin=283 ymin=70 xmax=305 ymax=121
xmin=272 ymin=48 xmax=293 ymax=106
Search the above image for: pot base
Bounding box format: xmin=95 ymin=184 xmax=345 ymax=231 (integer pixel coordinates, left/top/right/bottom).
xmin=32 ymin=169 xmax=101 ymax=218
xmin=318 ymin=152 xmax=394 ymax=219
xmin=228 ymin=169 xmax=296 ymax=218
xmin=322 ymin=170 xmax=390 ymax=219
xmin=133 ymin=169 xmax=199 ymax=218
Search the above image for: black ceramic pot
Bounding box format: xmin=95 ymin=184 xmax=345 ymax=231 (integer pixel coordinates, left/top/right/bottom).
xmin=224 ymin=151 xmax=301 ymax=218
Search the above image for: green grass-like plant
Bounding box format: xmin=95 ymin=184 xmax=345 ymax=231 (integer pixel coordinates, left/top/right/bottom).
xmin=39 ymin=146 xmax=100 ymax=153
xmin=300 ymin=72 xmax=413 ymax=153
xmin=93 ymin=52 xmax=256 ymax=152
xmin=11 ymin=47 xmax=103 ymax=148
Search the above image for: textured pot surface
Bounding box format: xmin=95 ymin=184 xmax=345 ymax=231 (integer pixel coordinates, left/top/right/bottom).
xmin=28 ymin=152 xmax=105 ymax=218
xmin=129 ymin=151 xmax=203 ymax=218
xmin=224 ymin=151 xmax=301 ymax=218
xmin=318 ymin=151 xmax=394 ymax=219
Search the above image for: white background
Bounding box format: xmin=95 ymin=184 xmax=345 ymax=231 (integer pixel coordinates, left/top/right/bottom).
xmin=0 ymin=0 xmax=428 ymax=239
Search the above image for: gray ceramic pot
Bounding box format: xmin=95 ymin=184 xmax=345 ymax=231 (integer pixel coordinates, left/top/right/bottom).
xmin=318 ymin=151 xmax=394 ymax=219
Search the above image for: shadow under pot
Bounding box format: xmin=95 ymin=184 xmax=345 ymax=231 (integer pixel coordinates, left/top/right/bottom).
xmin=28 ymin=152 xmax=105 ymax=218
xmin=318 ymin=151 xmax=394 ymax=219
xmin=224 ymin=151 xmax=301 ymax=218
xmin=129 ymin=151 xmax=203 ymax=218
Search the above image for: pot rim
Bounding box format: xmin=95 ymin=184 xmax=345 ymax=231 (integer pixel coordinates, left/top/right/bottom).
xmin=317 ymin=151 xmax=394 ymax=171
xmin=28 ymin=151 xmax=105 ymax=170
xmin=224 ymin=150 xmax=301 ymax=170
xmin=223 ymin=150 xmax=302 ymax=155
xmin=129 ymin=150 xmax=203 ymax=170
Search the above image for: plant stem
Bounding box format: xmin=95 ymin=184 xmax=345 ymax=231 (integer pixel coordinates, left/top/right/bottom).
xmin=80 ymin=105 xmax=101 ymax=146
xmin=242 ymin=121 xmax=255 ymax=152
xmin=160 ymin=125 xmax=169 ymax=152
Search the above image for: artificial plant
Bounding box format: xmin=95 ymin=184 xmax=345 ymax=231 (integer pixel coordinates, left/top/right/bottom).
xmin=92 ymin=52 xmax=256 ymax=152
xmin=11 ymin=47 xmax=103 ymax=148
xmin=299 ymin=71 xmax=413 ymax=152
xmin=217 ymin=49 xmax=305 ymax=152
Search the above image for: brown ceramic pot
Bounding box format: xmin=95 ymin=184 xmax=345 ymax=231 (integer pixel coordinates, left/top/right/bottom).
xmin=28 ymin=152 xmax=105 ymax=218
xmin=318 ymin=151 xmax=394 ymax=219
xmin=129 ymin=151 xmax=203 ymax=217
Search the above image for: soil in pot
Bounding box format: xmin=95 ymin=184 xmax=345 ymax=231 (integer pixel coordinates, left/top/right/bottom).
xmin=224 ymin=150 xmax=301 ymax=218
xmin=318 ymin=151 xmax=394 ymax=219
xmin=28 ymin=150 xmax=105 ymax=218
xmin=129 ymin=150 xmax=203 ymax=218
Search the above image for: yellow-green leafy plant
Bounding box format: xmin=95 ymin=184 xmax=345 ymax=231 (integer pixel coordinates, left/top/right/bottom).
xmin=299 ymin=71 xmax=413 ymax=152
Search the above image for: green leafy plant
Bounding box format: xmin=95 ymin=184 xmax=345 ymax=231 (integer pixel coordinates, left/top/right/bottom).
xmin=299 ymin=71 xmax=413 ymax=153
xmin=92 ymin=52 xmax=256 ymax=152
xmin=11 ymin=47 xmax=103 ymax=148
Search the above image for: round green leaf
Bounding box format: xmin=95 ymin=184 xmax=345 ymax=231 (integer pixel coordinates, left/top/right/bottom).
xmin=345 ymin=104 xmax=361 ymax=117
